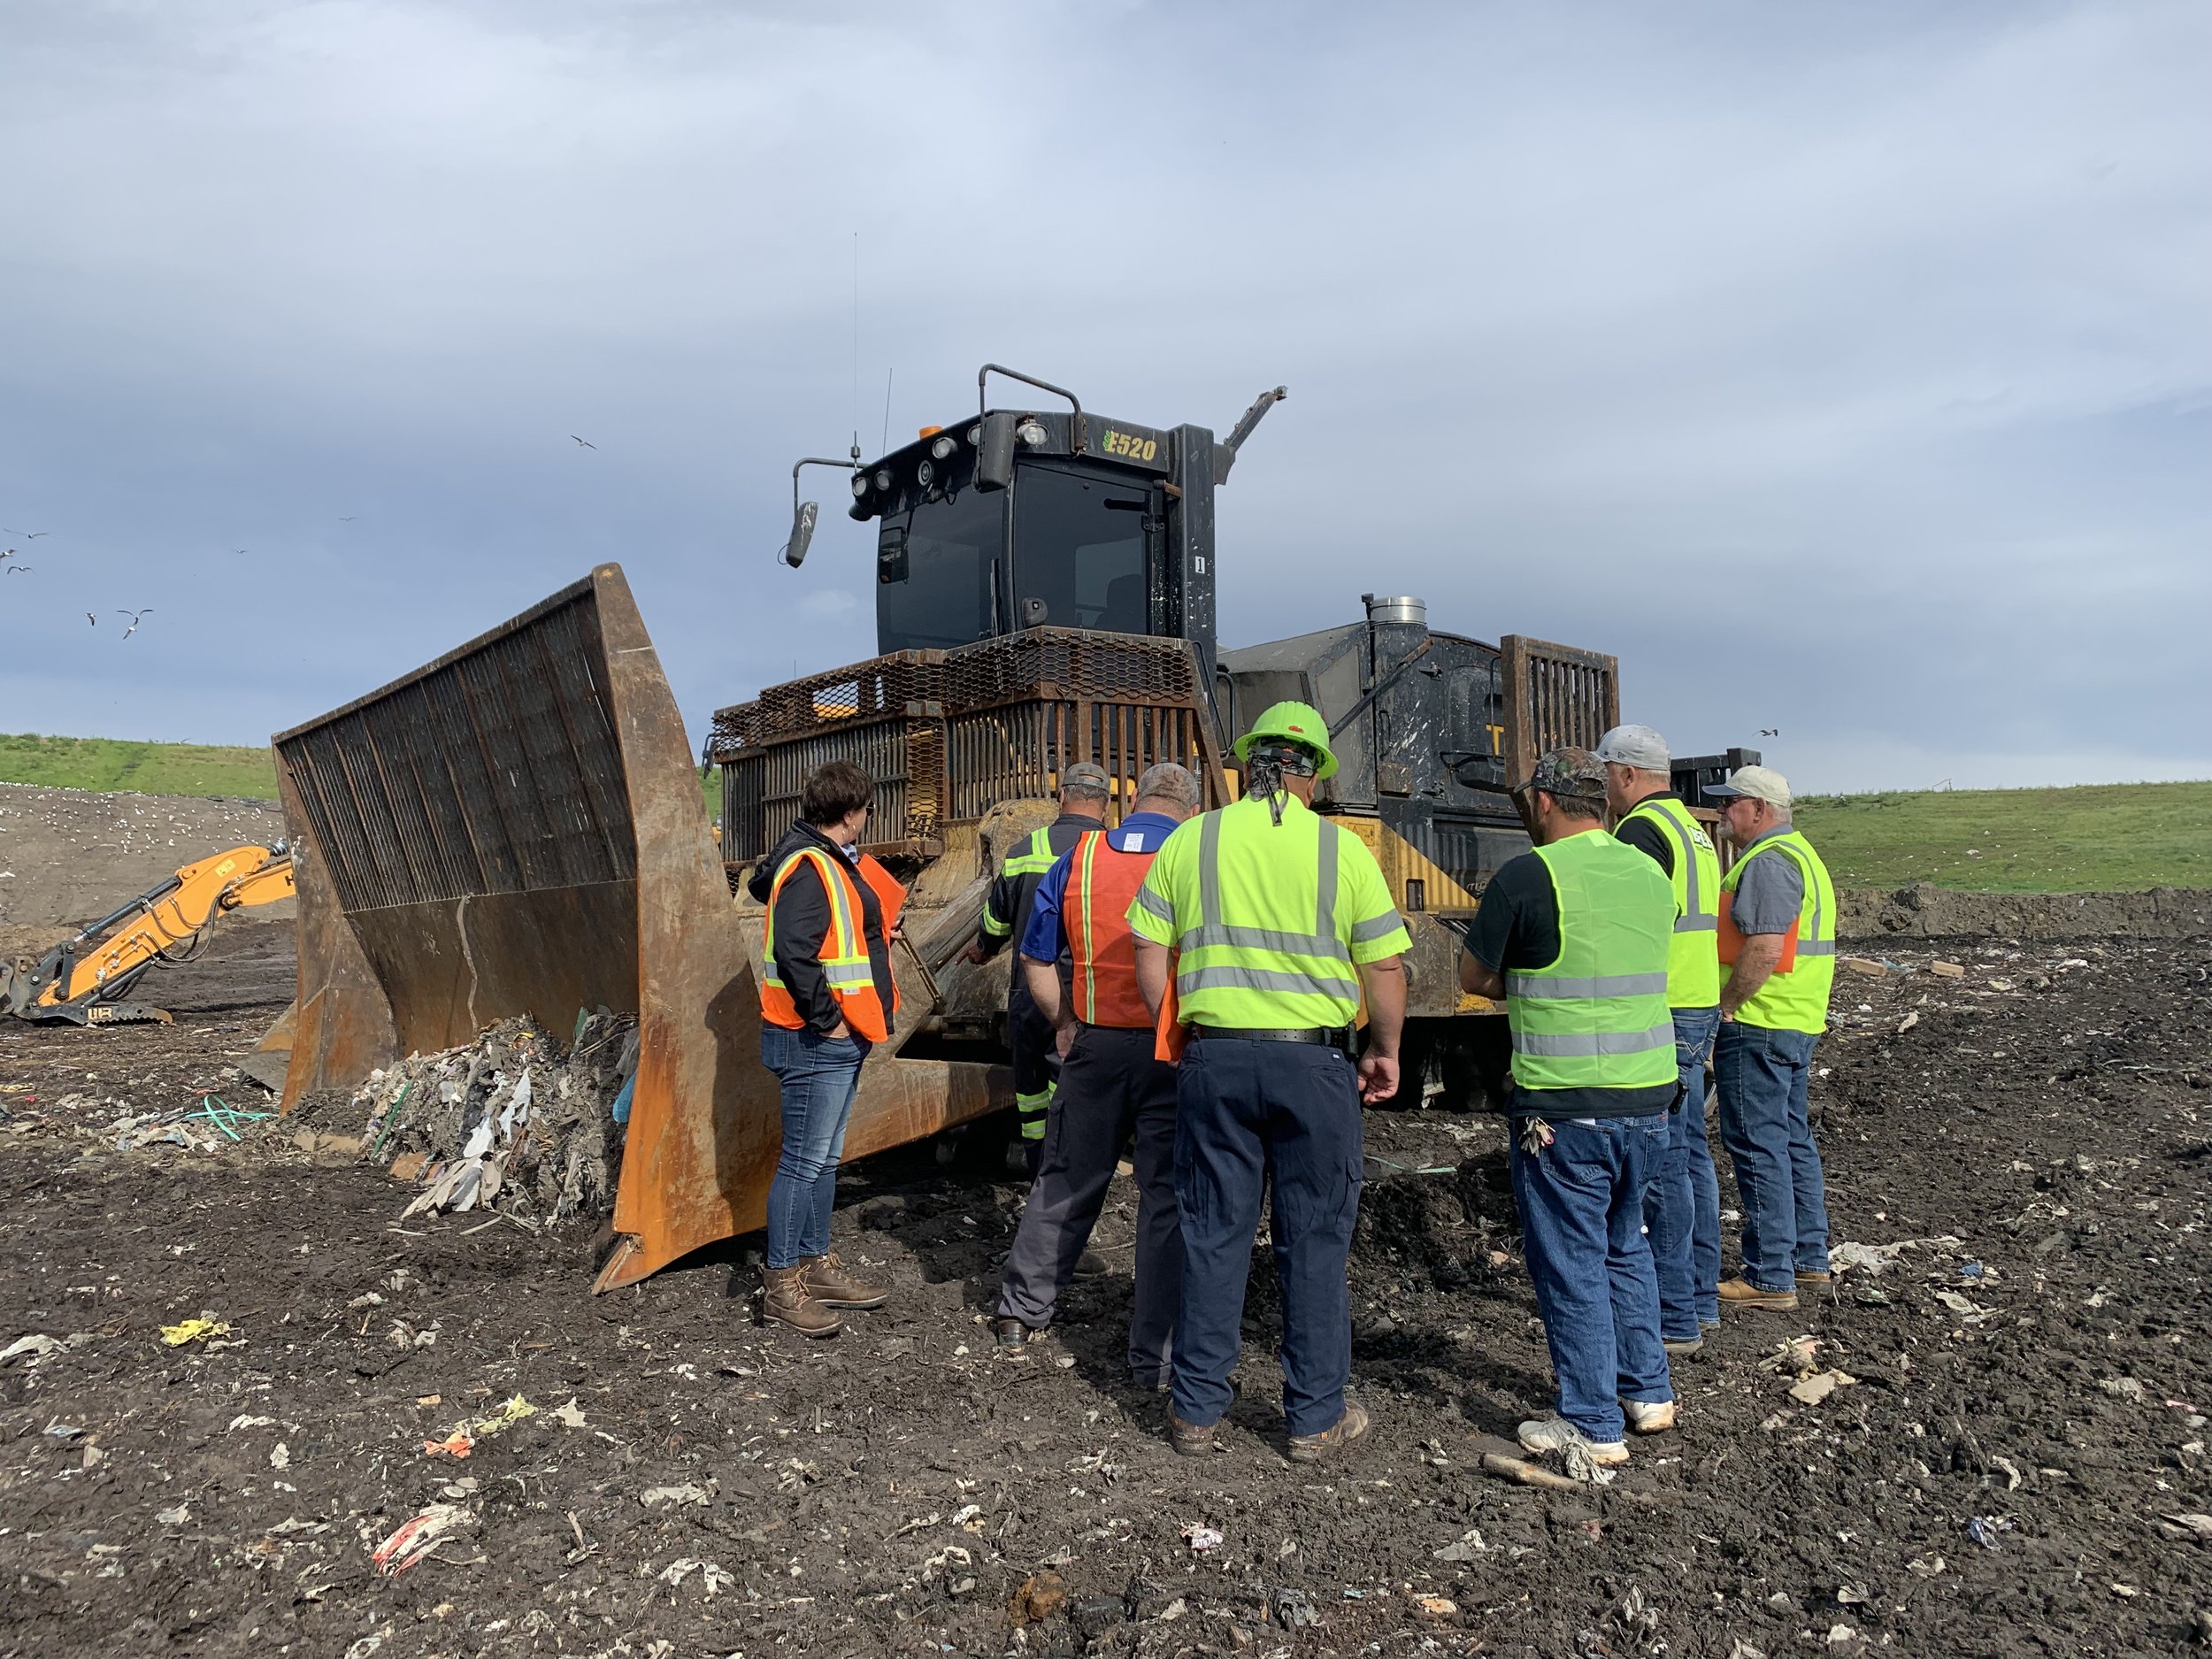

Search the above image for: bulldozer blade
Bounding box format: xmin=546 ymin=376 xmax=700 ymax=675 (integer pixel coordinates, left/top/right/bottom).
xmin=273 ymin=564 xmax=1006 ymax=1294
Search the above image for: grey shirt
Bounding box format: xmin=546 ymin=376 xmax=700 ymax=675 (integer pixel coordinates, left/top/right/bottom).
xmin=1731 ymin=826 xmax=1804 ymax=934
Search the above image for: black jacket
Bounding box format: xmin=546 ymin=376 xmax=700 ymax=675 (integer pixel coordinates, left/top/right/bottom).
xmin=977 ymin=811 xmax=1105 ymax=1001
xmin=748 ymin=821 xmax=895 ymax=1037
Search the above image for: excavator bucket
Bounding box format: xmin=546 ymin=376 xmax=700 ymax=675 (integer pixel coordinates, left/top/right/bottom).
xmin=273 ymin=565 xmax=1002 ymax=1291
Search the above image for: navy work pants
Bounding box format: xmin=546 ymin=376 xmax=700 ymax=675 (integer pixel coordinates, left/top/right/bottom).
xmin=1171 ymin=1037 xmax=1363 ymax=1440
xmin=1716 ymin=1020 xmax=1831 ymax=1293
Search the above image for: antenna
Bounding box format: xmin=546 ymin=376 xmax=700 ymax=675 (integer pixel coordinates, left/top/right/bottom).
xmin=850 ymin=233 xmax=860 ymax=464
xmin=880 ymin=367 xmax=894 ymax=457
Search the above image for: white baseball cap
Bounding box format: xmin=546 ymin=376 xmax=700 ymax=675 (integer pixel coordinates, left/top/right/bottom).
xmin=1593 ymin=724 xmax=1670 ymax=770
xmin=1705 ymin=764 xmax=1792 ymax=808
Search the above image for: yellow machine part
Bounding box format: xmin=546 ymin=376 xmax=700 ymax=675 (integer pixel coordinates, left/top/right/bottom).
xmin=35 ymin=846 xmax=295 ymax=1010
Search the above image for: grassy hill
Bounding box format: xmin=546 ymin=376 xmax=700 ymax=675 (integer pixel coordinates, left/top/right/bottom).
xmin=0 ymin=733 xmax=280 ymax=799
xmin=1794 ymin=780 xmax=2212 ymax=894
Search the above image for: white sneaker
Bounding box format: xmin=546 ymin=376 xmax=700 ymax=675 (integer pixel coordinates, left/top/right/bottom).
xmin=1621 ymin=1398 xmax=1677 ymax=1435
xmin=1517 ymin=1415 xmax=1629 ymax=1466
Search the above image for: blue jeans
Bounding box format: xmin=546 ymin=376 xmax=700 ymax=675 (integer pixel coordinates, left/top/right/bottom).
xmin=1510 ymin=1112 xmax=1672 ymax=1443
xmin=1171 ymin=1038 xmax=1363 ymax=1440
xmin=761 ymin=1025 xmax=870 ymax=1269
xmin=1645 ymin=1007 xmax=1722 ymax=1337
xmin=1715 ymin=1021 xmax=1830 ymax=1293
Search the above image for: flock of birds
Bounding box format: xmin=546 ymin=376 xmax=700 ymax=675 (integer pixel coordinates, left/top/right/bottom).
xmin=3 ymin=436 xmax=605 ymax=649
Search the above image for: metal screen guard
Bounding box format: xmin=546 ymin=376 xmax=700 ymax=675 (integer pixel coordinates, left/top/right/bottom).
xmin=273 ymin=566 xmax=777 ymax=1290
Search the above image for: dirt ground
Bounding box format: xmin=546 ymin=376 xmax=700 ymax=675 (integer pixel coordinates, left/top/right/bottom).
xmin=4 ymin=910 xmax=2210 ymax=1656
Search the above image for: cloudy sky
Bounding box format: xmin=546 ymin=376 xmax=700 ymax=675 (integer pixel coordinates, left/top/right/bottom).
xmin=2 ymin=0 xmax=2205 ymax=791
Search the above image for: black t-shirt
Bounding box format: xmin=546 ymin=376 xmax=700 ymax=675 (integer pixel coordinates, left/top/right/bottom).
xmin=1613 ymin=790 xmax=1682 ymax=879
xmin=1467 ymin=841 xmax=1679 ymax=1119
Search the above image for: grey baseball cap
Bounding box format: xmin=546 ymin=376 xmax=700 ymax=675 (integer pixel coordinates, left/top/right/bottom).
xmin=1594 ymin=723 xmax=1670 ymax=770
xmin=1510 ymin=746 xmax=1607 ymax=803
xmin=1060 ymin=762 xmax=1112 ymax=797
xmin=1705 ymin=764 xmax=1792 ymax=808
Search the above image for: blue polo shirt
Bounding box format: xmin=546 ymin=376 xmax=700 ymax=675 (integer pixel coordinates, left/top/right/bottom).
xmin=1019 ymin=811 xmax=1184 ymax=963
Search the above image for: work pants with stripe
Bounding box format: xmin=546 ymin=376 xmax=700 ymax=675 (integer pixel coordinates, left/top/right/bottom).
xmin=996 ymin=1025 xmax=1182 ymax=1384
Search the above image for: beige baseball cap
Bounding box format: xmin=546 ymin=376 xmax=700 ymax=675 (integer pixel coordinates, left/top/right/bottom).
xmin=1705 ymin=764 xmax=1791 ymax=808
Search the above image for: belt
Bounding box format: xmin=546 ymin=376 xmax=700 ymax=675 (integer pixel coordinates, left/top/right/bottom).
xmin=1185 ymin=1024 xmax=1353 ymax=1048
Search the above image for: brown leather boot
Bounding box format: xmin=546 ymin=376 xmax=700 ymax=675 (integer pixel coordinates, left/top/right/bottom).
xmin=1286 ymin=1401 xmax=1372 ymax=1463
xmin=762 ymin=1266 xmax=841 ymax=1338
xmin=799 ymin=1251 xmax=888 ymax=1310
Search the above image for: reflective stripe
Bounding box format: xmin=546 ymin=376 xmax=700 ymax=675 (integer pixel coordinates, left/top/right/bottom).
xmin=1506 ymin=971 xmax=1671 ymax=1000
xmin=981 ymin=911 xmax=1013 ymax=937
xmin=1198 ymin=811 xmax=1224 ymax=928
xmin=1350 ymin=911 xmax=1406 ymax=944
xmin=1177 ymin=963 xmax=1359 ymax=998
xmin=1075 ymin=833 xmax=1100 ymax=1024
xmin=1798 ymin=940 xmax=1837 ymax=956
xmin=1511 ymin=1023 xmax=1675 ymax=1057
xmin=1176 ymin=923 xmax=1349 ymax=959
xmin=1315 ymin=819 xmax=1339 ymax=941
xmin=1132 ymin=885 xmax=1176 ymax=923
xmin=1674 ymin=915 xmax=1719 ymax=933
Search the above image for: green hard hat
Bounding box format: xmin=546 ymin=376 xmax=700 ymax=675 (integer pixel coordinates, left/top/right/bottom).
xmin=1233 ymin=700 xmax=1338 ymax=780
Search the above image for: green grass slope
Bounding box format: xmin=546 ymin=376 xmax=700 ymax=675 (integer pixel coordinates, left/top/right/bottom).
xmin=1795 ymin=780 xmax=2212 ymax=894
xmin=0 ymin=733 xmax=280 ymax=800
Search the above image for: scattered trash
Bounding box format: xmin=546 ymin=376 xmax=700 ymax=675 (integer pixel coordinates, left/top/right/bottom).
xmin=1839 ymin=956 xmax=1889 ymax=978
xmin=1893 ymin=1011 xmax=1919 ymax=1035
xmin=1432 ymin=1527 xmax=1486 ymax=1562
xmin=1905 ymin=1553 xmax=1947 ymax=1577
xmin=2097 ymin=1376 xmax=2147 ymax=1402
xmin=1268 ymin=1586 xmax=1321 ymax=1627
xmin=159 ymin=1315 xmax=232 ymax=1347
xmin=1933 ymin=1290 xmax=1993 ymax=1324
xmin=2158 ymin=1513 xmax=2212 ymax=1543
xmin=1958 ymin=1262 xmax=1985 ymax=1279
xmin=641 ymin=1482 xmax=715 ymax=1509
xmin=155 ymin=1504 xmax=190 ymax=1525
xmin=371 ymin=1503 xmax=476 ymax=1576
xmin=656 ymin=1557 xmax=735 ymax=1597
xmin=270 ymin=1441 xmax=291 ymax=1470
xmin=0 ymin=1333 xmax=65 ymax=1364
xmin=551 ymin=1397 xmax=587 ymax=1430
xmin=43 ymin=1420 xmax=84 ymax=1441
xmin=359 ymin=1014 xmax=637 ymax=1225
xmin=1181 ymin=1523 xmax=1224 ymax=1552
xmin=1563 ymin=1440 xmax=1617 ymax=1486
xmin=228 ymin=1414 xmax=275 ymax=1431
xmin=2109 ymin=1582 xmax=2139 ymax=1598
xmin=1929 ymin=961 xmax=1967 ymax=979
xmin=424 ymin=1394 xmax=537 ymax=1458
xmin=1009 ymin=1570 xmax=1067 ymax=1626
xmin=1763 ymin=1334 xmax=1824 ymax=1374
xmin=1991 ymin=1455 xmax=2024 ymax=1491
xmin=1788 ymin=1370 xmax=1859 ymax=1407
xmin=1965 ymin=1516 xmax=2012 ymax=1551
xmin=1413 ymin=1594 xmax=1459 ymax=1617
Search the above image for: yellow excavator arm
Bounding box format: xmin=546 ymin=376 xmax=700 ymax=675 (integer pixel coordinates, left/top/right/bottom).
xmin=2 ymin=843 xmax=295 ymax=1025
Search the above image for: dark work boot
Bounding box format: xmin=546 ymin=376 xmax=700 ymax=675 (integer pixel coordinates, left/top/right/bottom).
xmin=1167 ymin=1411 xmax=1218 ymax=1457
xmin=1286 ymin=1402 xmax=1372 ymax=1464
xmin=762 ymin=1267 xmax=841 ymax=1338
xmin=799 ymin=1251 xmax=888 ymax=1310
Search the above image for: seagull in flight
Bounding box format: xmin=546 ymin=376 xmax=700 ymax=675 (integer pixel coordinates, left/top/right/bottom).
xmin=4 ymin=565 xmax=32 ymax=576
xmin=3 ymin=529 xmax=47 ymax=540
xmin=572 ymin=435 xmax=596 ymax=449
xmin=0 ymin=548 xmax=15 ymax=560
xmin=117 ymin=609 xmax=152 ymax=639
xmin=86 ymin=612 xmax=96 ymax=626
xmin=1759 ymin=728 xmax=1779 ymax=737
xmin=338 ymin=516 xmax=357 ymax=522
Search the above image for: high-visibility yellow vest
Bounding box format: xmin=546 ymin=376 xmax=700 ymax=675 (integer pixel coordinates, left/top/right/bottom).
xmin=1128 ymin=795 xmax=1407 ymax=1029
xmin=1718 ymin=828 xmax=1836 ymax=1034
xmin=1618 ymin=795 xmax=1722 ymax=1009
xmin=980 ymin=826 xmax=1060 ymax=940
xmin=1505 ymin=830 xmax=1677 ymax=1095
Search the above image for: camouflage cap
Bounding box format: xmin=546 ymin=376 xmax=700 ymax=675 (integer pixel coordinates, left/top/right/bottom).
xmin=1511 ymin=746 xmax=1608 ymax=803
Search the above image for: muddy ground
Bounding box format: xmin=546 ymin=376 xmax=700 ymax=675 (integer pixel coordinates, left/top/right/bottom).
xmin=3 ymin=916 xmax=2209 ymax=1659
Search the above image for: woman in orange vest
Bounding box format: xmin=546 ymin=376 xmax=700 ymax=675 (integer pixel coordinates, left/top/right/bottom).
xmin=746 ymin=759 xmax=905 ymax=1337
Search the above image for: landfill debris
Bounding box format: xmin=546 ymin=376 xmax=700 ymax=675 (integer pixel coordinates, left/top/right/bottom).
xmin=1763 ymin=1334 xmax=1824 ymax=1374
xmin=358 ymin=1013 xmax=637 ymax=1224
xmin=1269 ymin=1586 xmax=1321 ymax=1627
xmin=228 ymin=1413 xmax=275 ymax=1431
xmin=2158 ymin=1513 xmax=2212 ymax=1542
xmin=1479 ymin=1451 xmax=1585 ymax=1494
xmin=1789 ymin=1370 xmax=1859 ymax=1407
xmin=1840 ymin=956 xmax=1889 ymax=978
xmin=270 ymin=1441 xmax=291 ymax=1470
xmin=656 ymin=1558 xmax=735 ymax=1597
xmin=1009 ymin=1570 xmax=1067 ymax=1626
xmin=371 ymin=1503 xmax=476 ymax=1576
xmin=1893 ymin=1011 xmax=1919 ymax=1035
xmin=1905 ymin=1553 xmax=1947 ymax=1577
xmin=2097 ymin=1376 xmax=2147 ymax=1402
xmin=641 ymin=1482 xmax=715 ymax=1509
xmin=159 ymin=1315 xmax=232 ymax=1347
xmin=0 ymin=1333 xmax=66 ymax=1364
xmin=1413 ymin=1595 xmax=1459 ymax=1617
xmin=551 ymin=1397 xmax=587 ymax=1430
xmin=1181 ymin=1523 xmax=1224 ymax=1552
xmin=1563 ymin=1440 xmax=1618 ymax=1486
xmin=1966 ymin=1516 xmax=2013 ymax=1551
xmin=155 ymin=1504 xmax=190 ymax=1525
xmin=1929 ymin=960 xmax=1967 ymax=979
xmin=424 ymin=1394 xmax=537 ymax=1457
xmin=1991 ymin=1455 xmax=2024 ymax=1490
xmin=1933 ymin=1290 xmax=1994 ymax=1323
xmin=1432 ymin=1527 xmax=1487 ymax=1562
xmin=43 ymin=1419 xmax=84 ymax=1440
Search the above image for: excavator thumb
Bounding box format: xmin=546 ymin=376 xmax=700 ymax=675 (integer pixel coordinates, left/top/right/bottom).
xmin=273 ymin=565 xmax=775 ymax=1291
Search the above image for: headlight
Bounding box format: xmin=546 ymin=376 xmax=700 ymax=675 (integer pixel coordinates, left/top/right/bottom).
xmin=1017 ymin=419 xmax=1047 ymax=448
xmin=966 ymin=424 xmax=981 ymax=445
xmin=849 ymin=473 xmax=868 ymax=498
xmin=916 ymin=459 xmax=933 ymax=487
xmin=873 ymin=469 xmax=893 ymax=492
xmin=931 ymin=434 xmax=956 ymax=460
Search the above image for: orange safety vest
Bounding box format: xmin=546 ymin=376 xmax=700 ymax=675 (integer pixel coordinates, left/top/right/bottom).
xmin=1065 ymin=831 xmax=1159 ymax=1029
xmin=758 ymin=846 xmax=906 ymax=1041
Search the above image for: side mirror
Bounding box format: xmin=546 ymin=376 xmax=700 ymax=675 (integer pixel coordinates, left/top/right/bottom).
xmin=975 ymin=412 xmax=1018 ymax=492
xmin=1019 ymin=596 xmax=1048 ymax=628
xmin=780 ymin=501 xmax=819 ymax=568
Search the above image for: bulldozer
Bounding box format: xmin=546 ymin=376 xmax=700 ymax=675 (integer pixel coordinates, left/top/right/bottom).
xmin=271 ymin=365 xmax=1624 ymax=1292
